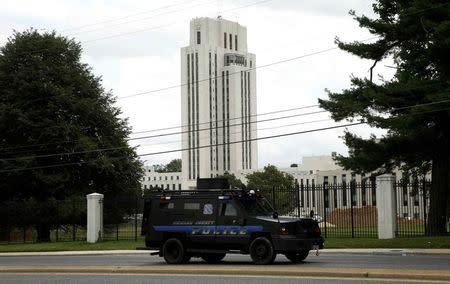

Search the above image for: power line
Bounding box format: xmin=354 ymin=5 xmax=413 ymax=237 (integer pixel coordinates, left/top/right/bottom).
xmin=128 ymin=110 xmax=327 ymax=141
xmin=61 ymin=0 xmax=199 ymax=33
xmin=0 ymin=109 xmax=328 ymax=161
xmin=0 ymin=122 xmax=360 ymax=173
xmin=81 ymin=0 xmax=272 ymax=43
xmin=130 ymin=104 xmax=319 ymax=135
xmin=0 ymin=104 xmax=320 ymax=153
xmin=2 ymin=102 xmax=449 ymax=166
xmin=136 ymin=118 xmax=333 ymax=148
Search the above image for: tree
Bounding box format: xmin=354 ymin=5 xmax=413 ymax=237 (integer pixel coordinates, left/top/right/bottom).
xmin=164 ymin=159 xmax=182 ymax=172
xmin=246 ymin=165 xmax=296 ymax=215
xmin=218 ymin=172 xmax=246 ymax=189
xmin=0 ymin=30 xmax=143 ymax=241
xmin=154 ymin=159 xmax=182 ymax=173
xmin=318 ymin=1 xmax=450 ymax=234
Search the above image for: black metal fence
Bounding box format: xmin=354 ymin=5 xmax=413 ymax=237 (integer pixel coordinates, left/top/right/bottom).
xmin=1 ymin=179 xmax=448 ymax=243
xmin=0 ymin=198 xmax=87 ymax=243
xmin=271 ymin=179 xmax=448 ymax=238
xmin=271 ymin=181 xmax=378 ymax=238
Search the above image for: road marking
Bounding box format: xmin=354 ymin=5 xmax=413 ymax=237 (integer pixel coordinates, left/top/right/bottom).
xmin=2 ymin=272 xmax=449 ymax=283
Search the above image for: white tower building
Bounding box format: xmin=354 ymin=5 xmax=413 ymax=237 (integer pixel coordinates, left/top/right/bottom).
xmin=181 ymin=17 xmax=257 ymax=188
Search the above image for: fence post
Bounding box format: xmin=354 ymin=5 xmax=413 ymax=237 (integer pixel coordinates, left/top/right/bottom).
xmin=86 ymin=193 xmax=104 ymax=243
xmin=271 ymin=186 xmax=275 ymax=209
xmin=422 ymin=178 xmax=427 ymax=236
xmin=296 ymin=183 xmax=300 ymax=217
xmin=350 ymin=180 xmax=355 ymax=238
xmin=134 ymin=196 xmax=138 ymax=241
xmin=376 ymin=174 xmax=396 ymax=239
xmin=322 ymin=182 xmax=327 ymax=238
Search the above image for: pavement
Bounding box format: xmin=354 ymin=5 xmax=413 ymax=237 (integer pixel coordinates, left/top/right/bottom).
xmin=1 ymin=248 xmax=449 ymax=257
xmin=1 ymin=249 xmax=449 ymax=282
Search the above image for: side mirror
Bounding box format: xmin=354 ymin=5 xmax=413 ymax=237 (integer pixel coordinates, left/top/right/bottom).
xmin=272 ymin=212 xmax=279 ymax=219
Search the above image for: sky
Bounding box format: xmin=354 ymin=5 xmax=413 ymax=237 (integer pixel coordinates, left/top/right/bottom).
xmin=0 ymin=0 xmax=395 ymax=168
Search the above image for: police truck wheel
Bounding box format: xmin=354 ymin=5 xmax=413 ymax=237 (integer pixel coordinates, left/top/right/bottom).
xmin=201 ymin=253 xmax=226 ymax=263
xmin=249 ymin=237 xmax=276 ymax=265
xmin=284 ymin=249 xmax=309 ymax=263
xmin=162 ymin=238 xmax=189 ymax=264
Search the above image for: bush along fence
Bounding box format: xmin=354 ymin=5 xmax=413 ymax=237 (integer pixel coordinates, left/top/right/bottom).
xmin=1 ymin=175 xmax=448 ymax=243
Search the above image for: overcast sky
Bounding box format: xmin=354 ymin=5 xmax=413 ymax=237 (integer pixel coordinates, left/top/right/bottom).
xmin=0 ymin=0 xmax=394 ymax=168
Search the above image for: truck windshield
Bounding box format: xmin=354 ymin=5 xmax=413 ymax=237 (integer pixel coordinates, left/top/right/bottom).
xmin=240 ymin=198 xmax=274 ymax=216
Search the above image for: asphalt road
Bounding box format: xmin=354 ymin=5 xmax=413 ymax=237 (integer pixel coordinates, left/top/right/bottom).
xmin=0 ymin=253 xmax=449 ymax=270
xmin=0 ymin=273 xmax=447 ymax=284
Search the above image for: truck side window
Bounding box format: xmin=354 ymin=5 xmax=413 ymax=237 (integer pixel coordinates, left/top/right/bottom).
xmin=221 ymin=203 xmax=238 ymax=216
xmin=184 ymin=203 xmax=200 ymax=210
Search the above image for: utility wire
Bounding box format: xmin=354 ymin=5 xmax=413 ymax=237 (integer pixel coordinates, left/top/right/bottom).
xmin=130 ymin=104 xmax=319 ymax=135
xmin=0 ymin=104 xmax=320 ymax=153
xmin=1 ymin=102 xmax=449 ymax=165
xmin=2 ymin=105 xmax=450 ymax=173
xmin=128 ymin=110 xmax=327 ymax=141
xmin=0 ymin=109 xmax=328 ymax=161
xmin=0 ymin=122 xmax=360 ymax=173
xmin=62 ymin=0 xmax=199 ymax=34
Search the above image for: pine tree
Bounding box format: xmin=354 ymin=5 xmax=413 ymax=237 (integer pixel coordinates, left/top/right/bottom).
xmin=319 ymin=1 xmax=450 ymax=234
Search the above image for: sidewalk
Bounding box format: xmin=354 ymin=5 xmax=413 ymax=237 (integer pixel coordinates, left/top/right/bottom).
xmin=1 ymin=248 xmax=449 ymax=257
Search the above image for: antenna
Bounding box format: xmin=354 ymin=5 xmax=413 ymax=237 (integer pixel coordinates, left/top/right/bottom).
xmin=217 ymin=0 xmax=223 ymax=19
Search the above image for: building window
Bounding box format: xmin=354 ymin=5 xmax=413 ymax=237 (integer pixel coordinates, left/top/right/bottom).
xmin=165 ymin=176 xmax=167 ymax=180
xmin=197 ymin=31 xmax=201 ymax=44
xmin=229 ymin=34 xmax=232 ymax=50
xmin=176 ymin=176 xmax=179 ymax=180
xmin=178 ymin=184 xmax=181 ymax=190
xmin=172 ymin=184 xmax=175 ymax=190
xmin=159 ymin=176 xmax=161 ymax=181
xmin=171 ymin=176 xmax=173 ymax=180
xmin=235 ymin=35 xmax=238 ymax=51
xmin=224 ymin=32 xmax=227 ymax=48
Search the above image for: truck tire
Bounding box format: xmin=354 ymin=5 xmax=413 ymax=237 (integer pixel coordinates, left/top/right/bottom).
xmin=201 ymin=253 xmax=226 ymax=263
xmin=162 ymin=238 xmax=190 ymax=264
xmin=284 ymin=249 xmax=309 ymax=263
xmin=249 ymin=237 xmax=276 ymax=265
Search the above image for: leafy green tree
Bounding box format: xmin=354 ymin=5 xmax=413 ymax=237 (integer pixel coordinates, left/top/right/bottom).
xmin=246 ymin=165 xmax=295 ymax=214
xmin=218 ymin=172 xmax=246 ymax=189
xmin=154 ymin=159 xmax=182 ymax=173
xmin=164 ymin=159 xmax=181 ymax=172
xmin=319 ymin=1 xmax=450 ymax=234
xmin=0 ymin=30 xmax=143 ymax=241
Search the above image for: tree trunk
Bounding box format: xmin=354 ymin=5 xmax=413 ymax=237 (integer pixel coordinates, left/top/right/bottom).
xmin=427 ymin=148 xmax=450 ymax=235
xmin=36 ymin=224 xmax=51 ymax=242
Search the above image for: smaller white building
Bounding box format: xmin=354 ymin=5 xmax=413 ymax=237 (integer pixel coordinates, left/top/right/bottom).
xmin=140 ymin=165 xmax=182 ymax=191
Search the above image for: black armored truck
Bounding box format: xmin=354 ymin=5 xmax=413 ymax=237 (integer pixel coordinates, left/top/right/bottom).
xmin=141 ymin=179 xmax=324 ymax=264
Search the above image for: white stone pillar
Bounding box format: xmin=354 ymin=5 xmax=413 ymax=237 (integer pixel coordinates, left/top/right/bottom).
xmin=376 ymin=175 xmax=396 ymax=239
xmin=86 ymin=193 xmax=103 ymax=243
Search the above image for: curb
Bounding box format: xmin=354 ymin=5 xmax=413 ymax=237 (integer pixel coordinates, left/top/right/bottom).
xmin=1 ymin=248 xmax=449 ymax=257
xmin=0 ymin=265 xmax=449 ymax=282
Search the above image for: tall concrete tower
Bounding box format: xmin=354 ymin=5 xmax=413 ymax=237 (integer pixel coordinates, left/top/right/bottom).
xmin=181 ymin=17 xmax=257 ymax=189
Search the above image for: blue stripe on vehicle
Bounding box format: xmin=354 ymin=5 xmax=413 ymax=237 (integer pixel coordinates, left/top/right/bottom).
xmin=153 ymin=225 xmax=263 ymax=233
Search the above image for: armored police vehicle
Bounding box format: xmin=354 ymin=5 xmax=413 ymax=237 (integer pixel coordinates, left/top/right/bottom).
xmin=141 ymin=178 xmax=324 ymax=264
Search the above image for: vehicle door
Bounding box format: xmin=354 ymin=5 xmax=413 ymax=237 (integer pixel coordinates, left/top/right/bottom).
xmin=189 ymin=198 xmax=217 ymax=245
xmin=215 ymin=200 xmax=249 ymax=248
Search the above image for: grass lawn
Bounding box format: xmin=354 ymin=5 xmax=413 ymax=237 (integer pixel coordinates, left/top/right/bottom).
xmin=0 ymin=236 xmax=449 ymax=252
